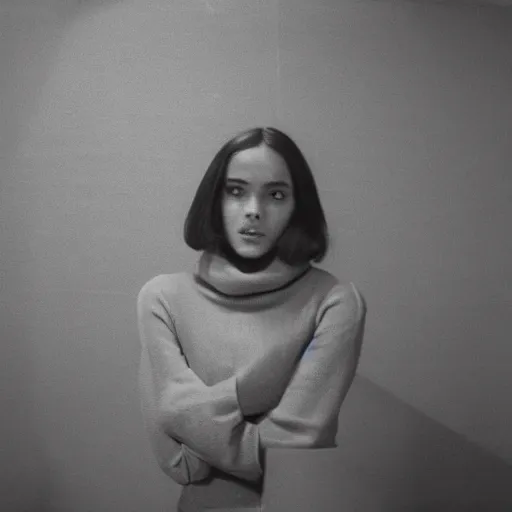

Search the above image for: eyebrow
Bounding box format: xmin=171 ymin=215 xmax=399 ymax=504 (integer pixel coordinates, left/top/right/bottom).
xmin=225 ymin=178 xmax=291 ymax=189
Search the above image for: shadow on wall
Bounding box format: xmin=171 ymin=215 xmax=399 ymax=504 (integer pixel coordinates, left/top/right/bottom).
xmin=335 ymin=375 xmax=512 ymax=511
xmin=259 ymin=375 xmax=512 ymax=511
xmin=0 ymin=2 xmax=124 ymax=510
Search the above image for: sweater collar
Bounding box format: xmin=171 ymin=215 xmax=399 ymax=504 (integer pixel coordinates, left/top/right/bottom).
xmin=194 ymin=251 xmax=312 ymax=297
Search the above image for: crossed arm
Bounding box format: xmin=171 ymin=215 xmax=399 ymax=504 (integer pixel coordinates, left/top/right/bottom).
xmin=137 ymin=278 xmax=366 ymax=485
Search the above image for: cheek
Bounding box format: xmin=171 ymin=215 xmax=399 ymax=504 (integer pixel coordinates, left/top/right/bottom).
xmin=222 ymin=205 xmax=241 ymax=236
xmin=270 ymin=205 xmax=294 ymax=232
xmin=221 ymin=201 xmax=236 ymax=223
xmin=280 ymin=201 xmax=295 ymax=222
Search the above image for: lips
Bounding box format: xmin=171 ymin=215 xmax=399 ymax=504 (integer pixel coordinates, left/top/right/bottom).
xmin=239 ymin=228 xmax=264 ymax=236
xmin=241 ymin=231 xmax=264 ymax=238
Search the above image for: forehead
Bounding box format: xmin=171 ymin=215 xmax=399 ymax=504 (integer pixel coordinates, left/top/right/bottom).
xmin=226 ymin=145 xmax=291 ymax=184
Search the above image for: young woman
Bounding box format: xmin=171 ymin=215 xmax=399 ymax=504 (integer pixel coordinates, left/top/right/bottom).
xmin=137 ymin=127 xmax=367 ymax=512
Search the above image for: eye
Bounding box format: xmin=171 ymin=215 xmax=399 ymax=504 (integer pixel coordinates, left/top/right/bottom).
xmin=271 ymin=190 xmax=286 ymax=201
xmin=225 ymin=186 xmax=243 ymax=197
xmin=225 ymin=186 xmax=287 ymax=201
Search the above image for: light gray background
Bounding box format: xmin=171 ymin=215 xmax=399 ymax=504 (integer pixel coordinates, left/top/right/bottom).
xmin=1 ymin=0 xmax=511 ymax=510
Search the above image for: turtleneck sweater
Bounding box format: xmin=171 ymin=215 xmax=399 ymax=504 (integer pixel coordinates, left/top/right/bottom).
xmin=137 ymin=251 xmax=367 ymax=511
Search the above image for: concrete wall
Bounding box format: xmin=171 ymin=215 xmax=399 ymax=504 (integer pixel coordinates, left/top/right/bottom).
xmin=1 ymin=0 xmax=511 ymax=510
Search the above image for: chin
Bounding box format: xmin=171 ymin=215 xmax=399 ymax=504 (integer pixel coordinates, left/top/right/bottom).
xmin=232 ymin=242 xmax=271 ymax=258
xmin=234 ymin=247 xmax=267 ymax=258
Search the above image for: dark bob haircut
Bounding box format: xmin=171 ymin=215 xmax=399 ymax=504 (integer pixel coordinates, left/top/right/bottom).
xmin=183 ymin=127 xmax=329 ymax=266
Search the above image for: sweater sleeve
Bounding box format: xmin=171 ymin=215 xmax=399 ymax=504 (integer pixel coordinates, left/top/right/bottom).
xmin=254 ymin=283 xmax=367 ymax=448
xmin=137 ymin=277 xmax=262 ymax=483
xmin=138 ymin=346 xmax=212 ymax=485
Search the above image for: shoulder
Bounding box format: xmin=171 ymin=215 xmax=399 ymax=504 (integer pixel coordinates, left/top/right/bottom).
xmin=310 ymin=268 xmax=367 ymax=327
xmin=137 ymin=273 xmax=185 ymax=306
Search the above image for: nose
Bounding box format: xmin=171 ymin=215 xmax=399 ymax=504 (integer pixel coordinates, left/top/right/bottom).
xmin=244 ymin=196 xmax=261 ymax=220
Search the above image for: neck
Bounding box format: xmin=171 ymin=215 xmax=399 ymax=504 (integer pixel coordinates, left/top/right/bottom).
xmin=218 ymin=240 xmax=279 ymax=274
xmin=195 ymin=249 xmax=312 ymax=298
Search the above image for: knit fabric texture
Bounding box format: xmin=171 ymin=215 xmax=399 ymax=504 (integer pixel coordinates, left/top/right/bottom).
xmin=137 ymin=251 xmax=367 ymax=510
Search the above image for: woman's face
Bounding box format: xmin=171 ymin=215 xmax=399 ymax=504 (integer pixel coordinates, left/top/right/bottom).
xmin=221 ymin=144 xmax=295 ymax=259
